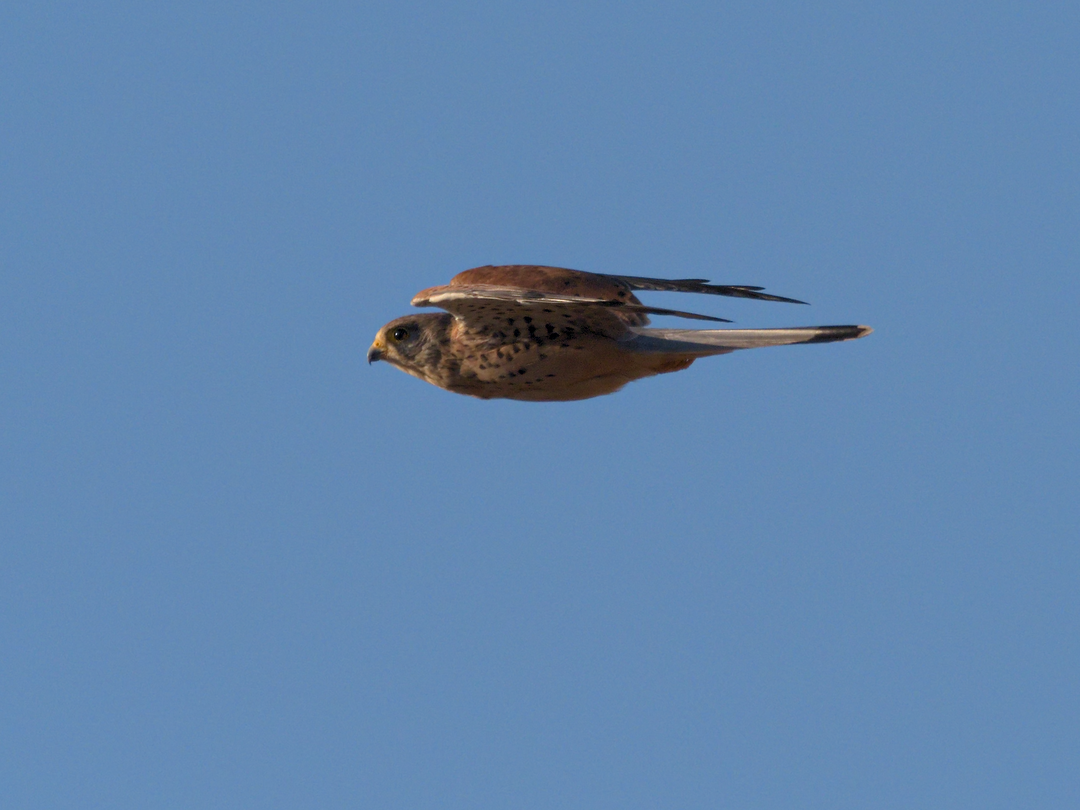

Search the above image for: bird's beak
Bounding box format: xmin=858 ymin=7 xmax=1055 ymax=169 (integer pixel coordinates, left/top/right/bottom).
xmin=367 ymin=344 xmax=382 ymax=364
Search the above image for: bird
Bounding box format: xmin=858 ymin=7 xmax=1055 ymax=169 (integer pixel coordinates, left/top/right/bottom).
xmin=367 ymin=265 xmax=871 ymax=401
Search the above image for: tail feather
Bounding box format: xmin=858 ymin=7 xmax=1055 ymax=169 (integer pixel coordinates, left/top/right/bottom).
xmin=624 ymin=325 xmax=872 ymax=355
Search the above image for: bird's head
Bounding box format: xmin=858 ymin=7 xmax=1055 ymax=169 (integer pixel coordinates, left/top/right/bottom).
xmin=367 ymin=313 xmax=453 ymax=383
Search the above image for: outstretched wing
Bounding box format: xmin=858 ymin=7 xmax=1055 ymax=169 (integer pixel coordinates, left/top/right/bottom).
xmin=449 ymin=265 xmax=807 ymax=305
xmin=412 ymin=284 xmax=730 ymax=341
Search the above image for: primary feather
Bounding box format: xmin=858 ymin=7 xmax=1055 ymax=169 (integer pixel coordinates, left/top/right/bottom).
xmin=607 ymin=274 xmax=809 ymax=304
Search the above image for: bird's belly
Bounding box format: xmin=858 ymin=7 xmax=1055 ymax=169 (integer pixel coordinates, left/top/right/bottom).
xmin=451 ymin=339 xmax=689 ymax=402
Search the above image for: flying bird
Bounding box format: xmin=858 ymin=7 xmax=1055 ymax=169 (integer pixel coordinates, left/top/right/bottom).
xmin=367 ymin=265 xmax=871 ymax=401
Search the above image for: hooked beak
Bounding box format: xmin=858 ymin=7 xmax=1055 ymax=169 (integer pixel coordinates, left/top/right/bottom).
xmin=367 ymin=344 xmax=382 ymax=364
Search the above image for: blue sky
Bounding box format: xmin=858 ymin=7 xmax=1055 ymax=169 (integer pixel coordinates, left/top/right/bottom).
xmin=2 ymin=1 xmax=1078 ymax=807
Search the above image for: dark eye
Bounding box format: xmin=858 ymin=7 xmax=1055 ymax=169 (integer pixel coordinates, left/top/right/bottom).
xmin=392 ymin=327 xmax=409 ymax=341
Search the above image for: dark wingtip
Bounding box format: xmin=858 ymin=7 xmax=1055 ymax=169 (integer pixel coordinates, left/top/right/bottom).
xmin=635 ymin=304 xmax=733 ymax=323
xmin=693 ymin=285 xmax=809 ymax=305
xmin=610 ymin=274 xmax=808 ymax=304
xmin=713 ymin=285 xmax=809 ymax=305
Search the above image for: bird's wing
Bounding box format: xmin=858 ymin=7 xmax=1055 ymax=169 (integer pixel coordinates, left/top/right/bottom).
xmin=601 ymin=274 xmax=809 ymax=304
xmin=412 ymin=284 xmax=730 ymax=340
xmin=450 ymin=265 xmax=807 ymax=305
xmin=449 ymin=265 xmax=641 ymax=302
xmin=622 ymin=325 xmax=872 ymax=355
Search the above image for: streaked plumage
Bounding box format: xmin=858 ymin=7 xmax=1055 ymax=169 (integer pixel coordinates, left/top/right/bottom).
xmin=368 ymin=265 xmax=871 ymax=401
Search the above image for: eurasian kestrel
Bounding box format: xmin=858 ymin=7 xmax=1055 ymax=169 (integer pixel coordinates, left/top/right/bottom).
xmin=368 ymin=265 xmax=871 ymax=401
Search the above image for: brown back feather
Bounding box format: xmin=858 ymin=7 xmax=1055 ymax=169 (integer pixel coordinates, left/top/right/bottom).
xmin=451 ymin=265 xmax=643 ymax=306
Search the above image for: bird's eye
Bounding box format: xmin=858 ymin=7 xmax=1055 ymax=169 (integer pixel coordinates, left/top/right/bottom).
xmin=392 ymin=327 xmax=410 ymax=341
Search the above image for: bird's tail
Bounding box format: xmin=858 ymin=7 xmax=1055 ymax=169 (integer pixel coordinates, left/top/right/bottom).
xmin=624 ymin=325 xmax=872 ymax=355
